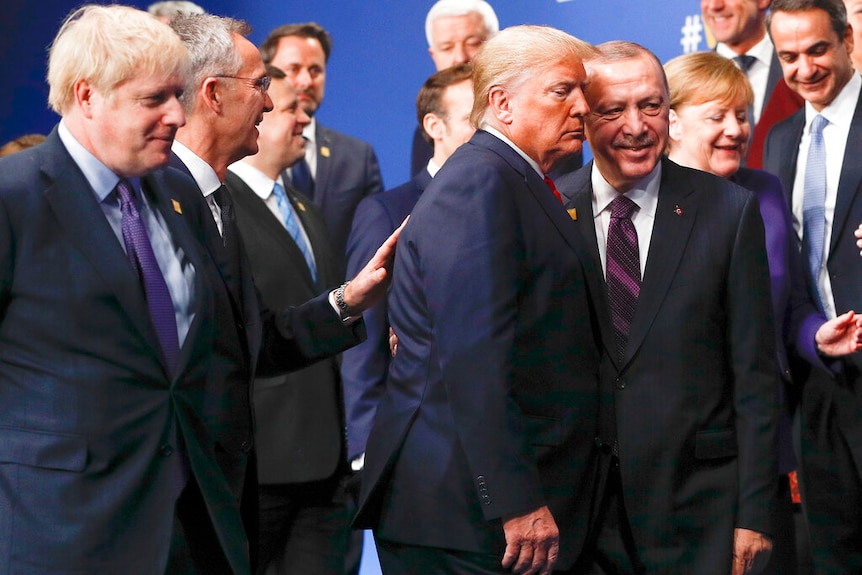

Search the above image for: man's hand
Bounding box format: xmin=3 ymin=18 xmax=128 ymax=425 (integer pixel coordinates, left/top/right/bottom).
xmin=340 ymin=217 xmax=408 ymax=314
xmin=816 ymin=310 xmax=862 ymax=356
xmin=732 ymin=528 xmax=772 ymax=575
xmin=855 ymin=223 xmax=862 ymax=255
xmin=501 ymin=506 xmax=559 ymax=575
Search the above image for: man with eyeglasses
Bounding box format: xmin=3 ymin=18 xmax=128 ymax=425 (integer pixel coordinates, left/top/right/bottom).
xmin=167 ymin=12 xmax=403 ymax=572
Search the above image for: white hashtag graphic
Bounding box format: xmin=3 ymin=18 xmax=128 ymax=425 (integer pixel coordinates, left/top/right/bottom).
xmin=680 ymin=15 xmax=703 ymax=53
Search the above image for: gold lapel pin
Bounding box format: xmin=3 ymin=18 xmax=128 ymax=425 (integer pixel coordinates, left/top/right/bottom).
xmin=296 ymin=201 xmax=307 ymax=212
xmin=567 ymin=208 xmax=578 ymax=221
xmin=320 ymin=146 xmax=331 ymax=158
xmin=674 ymin=204 xmax=683 ymax=216
xmin=172 ymin=199 xmax=182 ymax=214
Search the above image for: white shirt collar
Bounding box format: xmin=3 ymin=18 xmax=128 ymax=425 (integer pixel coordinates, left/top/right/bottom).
xmin=716 ymin=32 xmax=773 ymax=66
xmin=805 ymin=72 xmax=861 ymax=132
xmin=590 ymin=159 xmax=662 ymax=218
xmin=481 ymin=126 xmax=544 ymax=178
xmin=426 ymin=158 xmax=441 ymax=178
xmin=302 ymin=117 xmax=316 ymax=144
xmin=171 ymin=140 xmax=222 ymax=197
xmin=227 ymin=161 xmax=281 ymax=201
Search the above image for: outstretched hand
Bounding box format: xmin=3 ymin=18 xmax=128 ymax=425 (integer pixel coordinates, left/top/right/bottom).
xmin=340 ymin=216 xmax=408 ymax=314
xmin=815 ymin=310 xmax=862 ymax=357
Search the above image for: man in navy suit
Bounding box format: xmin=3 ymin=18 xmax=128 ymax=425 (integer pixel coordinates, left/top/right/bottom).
xmin=764 ymin=0 xmax=862 ymax=570
xmin=224 ymin=66 xmax=351 ymax=575
xmin=558 ymin=41 xmax=777 ymax=574
xmin=702 ymin=0 xmax=804 ymax=168
xmin=260 ymin=23 xmax=384 ymax=263
xmin=341 ymin=62 xmax=474 ymax=480
xmin=354 ymin=26 xmax=600 ymax=574
xmin=0 ymin=6 xmax=332 ymax=573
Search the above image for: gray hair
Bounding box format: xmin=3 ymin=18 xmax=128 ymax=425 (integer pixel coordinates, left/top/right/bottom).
xmin=169 ymin=13 xmax=251 ymax=111
xmin=147 ymin=1 xmax=205 ymax=19
xmin=425 ymin=0 xmax=499 ymax=47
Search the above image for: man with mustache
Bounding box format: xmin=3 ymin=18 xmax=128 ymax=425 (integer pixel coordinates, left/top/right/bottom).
xmin=763 ymin=0 xmax=862 ymax=571
xmin=558 ymin=41 xmax=778 ymax=575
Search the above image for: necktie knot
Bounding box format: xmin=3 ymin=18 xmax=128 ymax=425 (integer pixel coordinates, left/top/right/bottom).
xmin=810 ymin=114 xmax=828 ymax=137
xmin=733 ymin=54 xmax=757 ymax=73
xmin=610 ymin=194 xmax=638 ymax=220
xmin=116 ymin=178 xmax=138 ymax=210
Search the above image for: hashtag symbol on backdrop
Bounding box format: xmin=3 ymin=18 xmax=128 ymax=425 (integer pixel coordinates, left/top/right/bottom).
xmin=680 ymin=15 xmax=703 ymax=54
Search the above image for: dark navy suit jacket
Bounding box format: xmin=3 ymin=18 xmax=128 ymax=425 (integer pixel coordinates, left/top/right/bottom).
xmin=355 ymin=130 xmax=601 ymax=569
xmin=340 ymin=169 xmax=432 ymax=461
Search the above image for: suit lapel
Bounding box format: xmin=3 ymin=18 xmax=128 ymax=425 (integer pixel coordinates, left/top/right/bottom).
xmin=314 ymin=124 xmax=333 ymax=201
xmin=624 ymin=159 xmax=697 ymax=365
xmin=560 ymin=163 xmax=618 ymax=364
xmin=40 ymin=134 xmax=162 ymax=367
xmin=779 ymin=111 xmax=805 ymax=202
xmin=765 ymin=51 xmax=783 ymax=110
xmin=832 ymin=89 xmax=862 ymax=254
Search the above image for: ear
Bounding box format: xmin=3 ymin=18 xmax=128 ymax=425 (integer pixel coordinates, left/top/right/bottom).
xmin=487 ymin=86 xmax=513 ymax=125
xmin=201 ymin=77 xmax=223 ymax=114
xmin=846 ymin=23 xmax=855 ymax=58
xmin=74 ymin=79 xmax=96 ymax=119
xmin=423 ymin=112 xmax=445 ymax=143
xmin=668 ymin=108 xmax=683 ymax=143
xmin=757 ymin=0 xmax=772 ymax=12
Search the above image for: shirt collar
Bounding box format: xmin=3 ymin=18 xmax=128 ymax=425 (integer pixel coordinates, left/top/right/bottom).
xmin=590 ymin=159 xmax=662 ymax=218
xmin=804 ymin=72 xmax=861 ymax=132
xmin=302 ymin=117 xmax=316 ymax=144
xmin=58 ymin=119 xmax=139 ymax=202
xmin=716 ymin=33 xmax=773 ymax=66
xmin=426 ymin=158 xmax=441 ymax=178
xmin=481 ymin=126 xmax=544 ymax=178
xmin=171 ymin=140 xmax=222 ymax=197
xmin=227 ymin=161 xmax=279 ymax=201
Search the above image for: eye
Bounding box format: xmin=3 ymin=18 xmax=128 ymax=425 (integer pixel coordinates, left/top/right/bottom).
xmin=640 ymin=101 xmax=663 ymax=116
xmin=595 ymin=107 xmax=624 ymax=120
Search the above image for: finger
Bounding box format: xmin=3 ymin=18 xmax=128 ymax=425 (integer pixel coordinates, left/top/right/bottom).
xmin=512 ymin=541 xmax=534 ymax=574
xmin=501 ymin=542 xmax=520 ymax=570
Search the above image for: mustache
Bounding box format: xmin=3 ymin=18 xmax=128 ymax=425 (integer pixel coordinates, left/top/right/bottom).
xmin=613 ymin=133 xmax=657 ymax=149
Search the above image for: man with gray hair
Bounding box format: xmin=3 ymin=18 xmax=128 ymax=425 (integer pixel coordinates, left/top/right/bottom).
xmin=147 ymin=0 xmax=205 ymax=23
xmin=0 ymin=5 xmax=243 ymax=572
xmin=354 ymin=25 xmax=600 ymax=575
xmin=410 ymin=0 xmax=498 ymax=175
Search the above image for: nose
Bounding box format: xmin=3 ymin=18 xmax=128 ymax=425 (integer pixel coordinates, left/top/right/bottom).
xmin=293 ymin=67 xmax=313 ymax=90
xmin=797 ymin=54 xmax=816 ymax=79
xmin=702 ymin=0 xmax=723 ymax=13
xmin=451 ymin=42 xmax=470 ymax=65
xmin=724 ymin=115 xmax=743 ymax=138
xmin=262 ymin=92 xmax=274 ymax=114
xmin=164 ymin=96 xmax=186 ymax=128
xmin=297 ymin=106 xmax=311 ymax=128
xmin=621 ymin=106 xmax=647 ymax=135
xmin=570 ymin=89 xmax=590 ymax=117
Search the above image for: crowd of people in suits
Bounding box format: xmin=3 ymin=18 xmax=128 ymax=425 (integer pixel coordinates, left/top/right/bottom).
xmin=3 ymin=0 xmax=862 ymax=574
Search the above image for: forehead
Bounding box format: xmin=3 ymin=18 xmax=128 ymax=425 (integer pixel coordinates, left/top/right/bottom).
xmin=275 ymin=35 xmax=326 ymax=63
xmin=441 ymin=79 xmax=473 ymax=106
xmin=771 ymin=8 xmax=838 ymax=45
xmin=431 ymin=12 xmax=487 ymax=42
xmin=235 ymin=34 xmax=266 ymax=76
xmin=587 ymin=56 xmax=666 ymax=101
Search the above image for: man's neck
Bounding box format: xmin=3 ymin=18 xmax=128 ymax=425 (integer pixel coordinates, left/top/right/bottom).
xmin=175 ymin=124 xmax=230 ymax=182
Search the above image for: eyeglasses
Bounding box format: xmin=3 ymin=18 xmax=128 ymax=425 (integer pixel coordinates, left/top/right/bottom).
xmin=214 ymin=75 xmax=271 ymax=95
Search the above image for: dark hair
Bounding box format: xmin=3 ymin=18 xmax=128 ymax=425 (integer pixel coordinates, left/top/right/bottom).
xmin=416 ymin=63 xmax=474 ymax=142
xmin=767 ymin=0 xmax=848 ymax=39
xmin=260 ymin=23 xmax=333 ymax=64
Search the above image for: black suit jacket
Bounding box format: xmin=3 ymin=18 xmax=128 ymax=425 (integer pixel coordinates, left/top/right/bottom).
xmin=763 ymin=88 xmax=862 ymax=480
xmin=355 ymin=130 xmax=601 ymax=569
xmin=225 ymin=171 xmax=346 ymax=484
xmin=309 ymin=122 xmax=384 ymax=263
xmin=559 ymin=158 xmax=778 ymax=574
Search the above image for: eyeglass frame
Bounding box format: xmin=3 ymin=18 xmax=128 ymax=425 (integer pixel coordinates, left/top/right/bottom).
xmin=213 ymin=74 xmax=271 ymax=94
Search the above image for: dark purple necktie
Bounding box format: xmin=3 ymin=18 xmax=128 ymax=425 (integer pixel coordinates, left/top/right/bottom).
xmin=606 ymin=195 xmax=640 ymax=361
xmin=116 ymin=179 xmax=179 ymax=371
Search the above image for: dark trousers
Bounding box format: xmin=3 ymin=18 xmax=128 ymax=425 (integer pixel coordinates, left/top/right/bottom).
xmin=375 ymin=537 xmax=504 ymax=575
xmin=167 ymin=479 xmax=235 ymax=575
xmin=257 ymin=473 xmax=351 ymax=575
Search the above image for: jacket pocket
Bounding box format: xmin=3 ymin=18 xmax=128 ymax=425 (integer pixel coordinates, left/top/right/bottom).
xmin=694 ymin=427 xmax=737 ymax=460
xmin=0 ymin=426 xmax=87 ymax=472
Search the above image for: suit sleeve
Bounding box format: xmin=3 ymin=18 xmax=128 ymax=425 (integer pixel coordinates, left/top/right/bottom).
xmin=729 ymin=192 xmax=780 ymax=534
xmin=340 ymin=196 xmax=395 ymax=460
xmin=363 ymin=144 xmax=384 ymax=198
xmin=414 ymin=163 xmax=545 ymax=520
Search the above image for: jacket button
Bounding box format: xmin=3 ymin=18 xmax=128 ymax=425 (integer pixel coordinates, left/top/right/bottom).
xmin=159 ymin=444 xmax=174 ymax=457
xmin=241 ymin=439 xmax=253 ymax=453
xmin=615 ymin=377 xmax=625 ymax=390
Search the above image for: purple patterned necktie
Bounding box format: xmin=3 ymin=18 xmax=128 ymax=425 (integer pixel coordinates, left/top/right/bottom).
xmin=116 ymin=179 xmax=180 ymax=371
xmin=606 ymin=195 xmax=640 ymax=361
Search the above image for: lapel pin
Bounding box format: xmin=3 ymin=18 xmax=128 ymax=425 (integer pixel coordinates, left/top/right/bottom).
xmin=172 ymin=199 xmax=182 ymax=214
xmin=320 ymin=146 xmax=331 ymax=158
xmin=674 ymin=204 xmax=683 ymax=216
xmin=567 ymin=208 xmax=578 ymax=221
xmin=296 ymin=201 xmax=307 ymax=212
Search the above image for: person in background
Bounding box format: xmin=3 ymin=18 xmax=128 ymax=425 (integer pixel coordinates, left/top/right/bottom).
xmin=0 ymin=133 xmax=45 ymax=157
xmin=764 ymin=0 xmax=862 ymax=570
xmin=410 ymin=0 xmax=498 ymax=175
xmin=665 ymin=50 xmax=862 ymax=575
xmin=147 ymin=0 xmax=205 ymax=23
xmin=259 ymin=23 xmax=384 ymax=263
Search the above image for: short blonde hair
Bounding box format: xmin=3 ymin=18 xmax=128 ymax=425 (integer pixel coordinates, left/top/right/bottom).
xmin=471 ymin=25 xmax=595 ymax=128
xmin=664 ymin=51 xmax=753 ymax=112
xmin=47 ymin=5 xmax=190 ymax=114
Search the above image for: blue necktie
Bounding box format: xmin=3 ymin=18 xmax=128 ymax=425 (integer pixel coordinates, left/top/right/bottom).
xmin=802 ymin=114 xmax=828 ymax=308
xmin=116 ymin=179 xmax=180 ymax=371
xmin=290 ymin=154 xmax=315 ymax=198
xmin=273 ymin=182 xmax=317 ymax=283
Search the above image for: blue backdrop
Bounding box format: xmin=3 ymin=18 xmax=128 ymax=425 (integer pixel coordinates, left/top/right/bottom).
xmin=0 ymin=1 xmax=710 ymax=573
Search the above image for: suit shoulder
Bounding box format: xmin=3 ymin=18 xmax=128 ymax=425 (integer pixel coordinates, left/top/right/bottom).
xmin=734 ymin=167 xmax=782 ymax=193
xmin=0 ymin=145 xmax=43 ymax=191
xmin=667 ymin=160 xmax=755 ymax=206
xmin=317 ymin=123 xmax=377 ymax=152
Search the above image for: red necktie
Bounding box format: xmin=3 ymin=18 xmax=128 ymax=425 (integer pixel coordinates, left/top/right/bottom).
xmin=544 ymin=176 xmax=563 ymax=204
